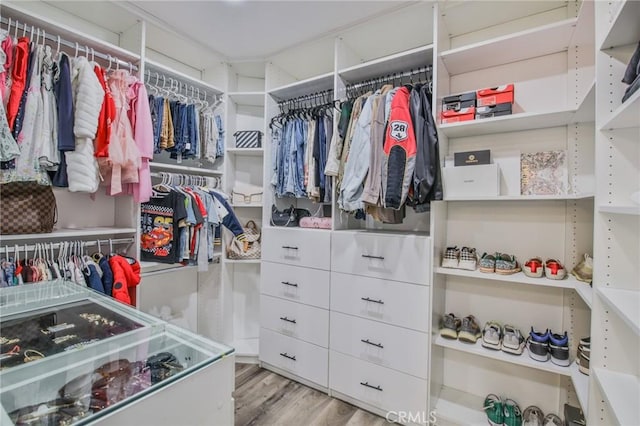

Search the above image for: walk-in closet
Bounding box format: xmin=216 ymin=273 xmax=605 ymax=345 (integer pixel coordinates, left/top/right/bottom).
xmin=0 ymin=1 xmax=638 ymax=425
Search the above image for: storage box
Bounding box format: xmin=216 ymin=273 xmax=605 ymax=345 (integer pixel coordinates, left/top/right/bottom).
xmin=443 ymin=163 xmax=500 ymax=198
xmin=441 ymin=107 xmax=475 ymax=124
xmin=231 ymin=183 xmax=263 ymax=205
xmin=454 ymin=150 xmax=491 ymax=166
xmin=442 ymin=92 xmax=476 ymax=111
xmin=475 ymin=102 xmax=512 ymax=119
xmin=476 ymin=84 xmax=514 ymax=107
xmin=233 ymin=130 xmax=263 ymax=148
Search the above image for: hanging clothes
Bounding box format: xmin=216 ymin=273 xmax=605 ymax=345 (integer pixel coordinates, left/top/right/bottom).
xmin=125 ymin=80 xmax=153 ymax=203
xmin=39 ymin=45 xmax=59 ymax=169
xmin=140 ymin=189 xmax=188 ymax=264
xmin=50 ymin=52 xmax=74 ymax=187
xmin=0 ymin=30 xmax=13 ymax=105
xmin=5 ymin=36 xmax=29 ymax=132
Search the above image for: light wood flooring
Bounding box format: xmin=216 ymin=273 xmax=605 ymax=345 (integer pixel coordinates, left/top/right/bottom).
xmin=234 ymin=363 xmax=388 ymax=426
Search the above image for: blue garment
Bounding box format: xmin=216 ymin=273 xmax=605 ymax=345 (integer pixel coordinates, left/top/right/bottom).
xmin=84 ymin=264 xmax=105 ymax=294
xmin=98 ymin=256 xmax=114 ymax=297
xmin=50 ymin=53 xmax=74 ymax=187
xmin=150 ymin=95 xmax=164 ymax=153
xmin=210 ymin=191 xmax=244 ymax=237
xmin=186 ymin=104 xmax=198 ymax=158
xmin=215 ymin=114 xmax=225 ymax=157
xmin=270 ymin=126 xmax=282 ymax=190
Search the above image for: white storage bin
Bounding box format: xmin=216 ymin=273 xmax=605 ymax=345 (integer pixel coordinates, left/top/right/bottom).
xmin=443 ymin=163 xmax=500 ymax=199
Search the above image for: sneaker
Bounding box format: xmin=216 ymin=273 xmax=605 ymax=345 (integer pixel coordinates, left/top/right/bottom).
xmin=545 ymin=259 xmax=567 ymax=280
xmin=577 ymin=347 xmax=590 ymax=375
xmin=482 ymin=321 xmax=503 ymax=350
xmin=442 ymin=246 xmax=460 ymax=268
xmin=459 ymin=247 xmax=478 ymax=271
xmin=549 ymin=331 xmax=570 ymax=367
xmin=522 ymin=405 xmax=544 ymax=426
xmin=495 ymin=253 xmax=521 ymax=275
xmin=502 ymin=325 xmax=526 ymax=355
xmin=571 ymin=254 xmax=593 ymax=284
xmin=503 ymin=398 xmax=522 ymax=426
xmin=523 ymin=257 xmax=544 ymax=278
xmin=458 ymin=315 xmax=482 ymax=344
xmin=483 ymin=394 xmax=504 ymax=426
xmin=527 ymin=328 xmax=551 ymax=362
xmin=479 ymin=252 xmax=496 ymax=273
xmin=543 ymin=413 xmax=563 ymax=426
xmin=440 ymin=313 xmax=462 ymax=340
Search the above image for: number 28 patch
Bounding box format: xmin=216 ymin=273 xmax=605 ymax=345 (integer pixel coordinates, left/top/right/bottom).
xmin=390 ymin=120 xmax=409 ymax=141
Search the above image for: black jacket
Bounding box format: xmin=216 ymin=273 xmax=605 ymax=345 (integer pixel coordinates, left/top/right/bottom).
xmin=409 ymin=84 xmax=443 ymax=212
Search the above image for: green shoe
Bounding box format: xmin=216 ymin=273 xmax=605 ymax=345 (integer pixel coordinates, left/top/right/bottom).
xmin=503 ymin=398 xmax=522 ymax=426
xmin=483 ymin=394 xmax=504 ymax=426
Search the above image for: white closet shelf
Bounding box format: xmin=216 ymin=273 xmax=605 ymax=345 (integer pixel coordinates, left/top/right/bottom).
xmin=439 ymin=104 xmax=594 ymax=138
xmin=0 ymin=227 xmax=137 ymax=242
xmin=149 ymin=162 xmax=223 ymax=176
xmin=230 ymin=204 xmax=263 ymax=208
xmin=432 ymin=386 xmax=486 ymax=426
xmin=145 ymin=59 xmax=224 ymax=95
xmin=436 ymin=267 xmax=590 ymax=291
xmin=338 ymin=45 xmax=434 ymax=84
xmin=224 ymin=259 xmax=261 ymax=265
xmin=225 ymin=148 xmax=264 ymax=157
xmin=593 ymin=368 xmax=640 ymax=426
xmin=434 ymin=336 xmax=572 ymax=377
xmin=140 ymin=261 xmax=197 ymax=275
xmin=570 ymin=362 xmax=589 ymax=413
xmin=599 ymin=0 xmax=640 ymax=50
xmin=445 ymin=193 xmax=594 ymax=201
xmin=597 ymin=288 xmax=640 ymax=336
xmin=574 ymin=284 xmax=593 ymax=309
xmin=2 ymin=3 xmax=140 ymax=65
xmin=600 ymin=89 xmax=640 ymax=130
xmin=598 ymin=204 xmax=640 ymax=215
xmin=439 ymin=17 xmax=577 ymax=75
xmin=268 ymin=72 xmax=334 ymax=101
xmin=228 ymin=92 xmax=265 ymax=107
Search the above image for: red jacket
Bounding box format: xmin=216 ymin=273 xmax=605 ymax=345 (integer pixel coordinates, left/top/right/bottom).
xmin=383 ymin=87 xmax=417 ymax=209
xmin=94 ymin=65 xmax=116 ymax=158
xmin=108 ymin=255 xmax=141 ymax=305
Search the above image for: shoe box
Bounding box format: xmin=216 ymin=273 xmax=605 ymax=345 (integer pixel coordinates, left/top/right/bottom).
xmin=441 ymin=84 xmax=514 ymax=124
xmin=443 ymin=163 xmax=500 ymax=198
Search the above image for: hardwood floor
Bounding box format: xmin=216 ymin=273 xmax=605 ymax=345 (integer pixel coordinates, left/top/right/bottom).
xmin=234 ymin=363 xmax=388 ymax=426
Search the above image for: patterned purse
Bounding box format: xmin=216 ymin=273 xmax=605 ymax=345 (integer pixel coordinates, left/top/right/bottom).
xmin=227 ymin=220 xmax=261 ymax=260
xmin=0 ymin=182 xmax=57 ymax=234
xmin=233 ymin=130 xmax=263 ymax=148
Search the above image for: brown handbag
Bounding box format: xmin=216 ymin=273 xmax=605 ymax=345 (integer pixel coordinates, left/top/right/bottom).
xmin=0 ymin=182 xmax=57 ymax=234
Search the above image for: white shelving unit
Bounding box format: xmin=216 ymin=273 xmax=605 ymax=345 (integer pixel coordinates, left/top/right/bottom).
xmin=445 ymin=193 xmax=595 ymax=201
xmin=597 ymin=288 xmax=640 ymax=336
xmin=598 ymin=205 xmax=640 ymax=215
xmin=593 ymin=368 xmax=640 ymax=426
xmin=338 ymin=45 xmax=434 ymax=83
xmin=268 ymin=72 xmax=334 ymax=101
xmin=570 ymin=362 xmax=589 ymax=414
xmin=432 ymin=386 xmax=486 ymax=426
xmin=600 ymin=89 xmax=640 ymax=130
xmin=0 ymin=227 xmax=137 ymax=242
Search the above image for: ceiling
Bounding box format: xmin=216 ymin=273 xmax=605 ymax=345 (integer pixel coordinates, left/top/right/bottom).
xmin=43 ymin=1 xmax=416 ymax=61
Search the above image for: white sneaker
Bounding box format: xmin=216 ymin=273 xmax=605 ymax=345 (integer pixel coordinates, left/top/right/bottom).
xmin=458 ymin=247 xmax=478 ymax=270
xmin=442 ymin=246 xmax=460 ymax=268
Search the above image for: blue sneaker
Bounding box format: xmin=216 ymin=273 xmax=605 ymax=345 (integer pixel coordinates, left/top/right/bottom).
xmin=527 ymin=328 xmax=550 ymax=362
xmin=549 ymin=331 xmax=570 ymax=367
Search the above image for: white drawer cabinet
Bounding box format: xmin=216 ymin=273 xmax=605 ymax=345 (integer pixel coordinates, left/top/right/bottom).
xmin=260 ymin=295 xmax=329 ymax=347
xmin=262 ymin=228 xmax=331 ymax=270
xmin=331 ymin=272 xmax=430 ymax=332
xmin=260 ymin=261 xmax=330 ymax=309
xmin=331 ymin=231 xmax=430 ymax=285
xmin=330 ymin=312 xmax=428 ymax=379
xmin=260 ymin=328 xmax=328 ymax=387
xmin=329 ymin=351 xmax=427 ymax=418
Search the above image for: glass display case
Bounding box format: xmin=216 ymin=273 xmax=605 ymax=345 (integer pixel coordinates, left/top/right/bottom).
xmin=0 ymin=280 xmax=235 ymax=425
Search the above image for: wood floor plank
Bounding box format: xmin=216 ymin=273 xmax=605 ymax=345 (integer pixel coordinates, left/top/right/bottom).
xmin=234 ymin=363 xmax=388 ymax=426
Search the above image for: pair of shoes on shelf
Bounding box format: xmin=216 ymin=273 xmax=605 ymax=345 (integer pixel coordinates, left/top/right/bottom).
xmin=527 ymin=328 xmax=570 ymax=367
xmin=484 ymin=394 xmax=522 ymax=426
xmin=441 ymin=246 xmax=478 ymax=270
xmin=576 ymin=336 xmax=590 ymax=376
xmin=522 ymin=405 xmax=563 ymax=426
xmin=482 ymin=322 xmax=526 ymax=355
xmin=440 ymin=313 xmax=481 ymax=343
xmin=571 ymin=254 xmax=593 ymax=285
xmin=480 ymin=252 xmax=521 ymax=275
xmin=523 ymin=258 xmax=567 ymax=280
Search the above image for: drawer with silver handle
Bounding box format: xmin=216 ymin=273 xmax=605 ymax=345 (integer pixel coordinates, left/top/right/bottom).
xmin=260 ymin=295 xmax=329 ymax=347
xmin=262 ymin=228 xmax=330 ymax=270
xmin=261 ymin=262 xmax=330 ymax=309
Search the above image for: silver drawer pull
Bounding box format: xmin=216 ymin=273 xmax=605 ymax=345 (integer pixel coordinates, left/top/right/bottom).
xmin=279 ymin=352 xmax=296 ymax=361
xmin=281 ymin=281 xmax=298 ymax=287
xmin=361 ymin=254 xmax=384 ymax=260
xmin=282 ymin=245 xmax=299 ymax=250
xmin=361 ymin=297 xmax=384 ymax=305
xmin=360 ymin=381 xmax=383 ymax=391
xmin=280 ymin=316 xmax=297 ymax=324
xmin=361 ymin=339 xmax=384 ymax=349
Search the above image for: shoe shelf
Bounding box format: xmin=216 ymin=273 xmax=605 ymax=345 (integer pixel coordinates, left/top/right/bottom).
xmin=570 ymin=362 xmax=590 ymax=413
xmin=599 ymin=0 xmax=640 ymax=51
xmin=0 ymin=227 xmax=137 ymax=242
xmin=598 ymin=204 xmax=640 ymax=216
xmin=600 ymin=89 xmax=640 ymax=131
xmin=597 ymin=288 xmax=640 ymax=336
xmin=444 ymin=193 xmax=595 ymax=202
xmin=225 ymin=148 xmax=264 ymax=157
xmin=593 ymin=368 xmax=640 ymax=426
xmin=436 ymin=267 xmax=582 ymax=290
xmin=434 ymin=336 xmax=572 ymax=377
xmin=432 ymin=386 xmax=487 ymax=426
xmin=574 ymin=284 xmax=593 ymax=309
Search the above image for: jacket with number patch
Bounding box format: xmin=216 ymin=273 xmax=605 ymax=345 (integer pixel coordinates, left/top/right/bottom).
xmin=382 ymin=87 xmax=416 ymax=210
